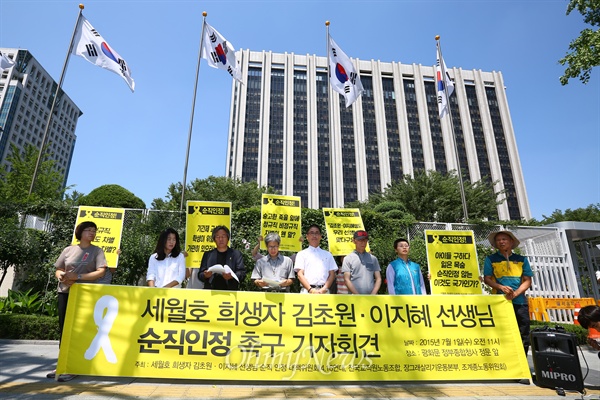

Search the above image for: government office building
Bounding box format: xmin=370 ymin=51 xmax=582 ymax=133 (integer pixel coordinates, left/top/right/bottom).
xmin=226 ymin=50 xmax=531 ymax=221
xmin=0 ymin=48 xmax=81 ymax=187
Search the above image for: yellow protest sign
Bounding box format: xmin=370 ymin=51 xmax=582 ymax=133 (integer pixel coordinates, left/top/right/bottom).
xmin=184 ymin=201 xmax=232 ymax=268
xmin=57 ymin=284 xmax=530 ymax=382
xmin=260 ymin=194 xmax=302 ymax=252
xmin=72 ymin=206 xmax=124 ymax=268
xmin=323 ymin=208 xmax=368 ymax=256
xmin=425 ymin=230 xmax=482 ymax=295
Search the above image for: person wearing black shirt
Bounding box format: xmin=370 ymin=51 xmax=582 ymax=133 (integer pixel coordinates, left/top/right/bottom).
xmin=198 ymin=225 xmax=245 ymax=290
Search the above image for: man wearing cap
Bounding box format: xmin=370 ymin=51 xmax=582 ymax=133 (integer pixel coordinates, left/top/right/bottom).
xmin=342 ymin=230 xmax=382 ymax=295
xmin=483 ymin=230 xmax=533 ymax=354
xmin=294 ymin=224 xmax=337 ymax=294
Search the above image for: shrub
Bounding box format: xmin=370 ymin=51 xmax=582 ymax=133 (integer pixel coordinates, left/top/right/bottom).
xmin=530 ymin=320 xmax=589 ymax=345
xmin=0 ymin=314 xmax=59 ymax=340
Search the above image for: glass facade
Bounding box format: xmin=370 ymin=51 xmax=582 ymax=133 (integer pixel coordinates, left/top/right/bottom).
xmin=486 ymin=86 xmax=520 ymax=220
xmin=293 ymin=70 xmax=308 ymax=205
xmin=382 ymin=77 xmax=402 ymax=183
xmin=339 ymin=95 xmax=357 ymax=204
xmin=449 ymin=90 xmax=470 ymax=181
xmin=465 ymin=85 xmax=492 ymax=181
xmin=424 ymin=80 xmax=447 ymax=173
xmin=361 ymin=76 xmax=380 ymax=194
xmin=241 ymin=67 xmax=262 ymax=182
xmin=267 ymin=69 xmax=284 ymax=191
xmin=316 ymin=72 xmax=330 ymax=208
xmin=403 ymin=79 xmax=425 ymax=171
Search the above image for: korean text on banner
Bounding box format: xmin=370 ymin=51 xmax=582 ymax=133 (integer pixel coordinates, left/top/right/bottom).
xmin=73 ymin=206 xmax=124 ymax=268
xmin=425 ymin=230 xmax=482 ymax=295
xmin=260 ymin=194 xmax=302 ymax=252
xmin=323 ymin=208 xmax=368 ymax=256
xmin=57 ymin=284 xmax=531 ymax=381
xmin=185 ymin=201 xmax=232 ymax=268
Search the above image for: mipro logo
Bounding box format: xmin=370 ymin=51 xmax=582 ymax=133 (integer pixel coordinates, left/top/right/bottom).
xmin=540 ymin=370 xmax=577 ymax=382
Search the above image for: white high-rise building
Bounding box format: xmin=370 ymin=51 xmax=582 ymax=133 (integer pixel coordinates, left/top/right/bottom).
xmin=227 ymin=50 xmax=530 ymax=221
xmin=0 ymin=48 xmax=81 ymax=187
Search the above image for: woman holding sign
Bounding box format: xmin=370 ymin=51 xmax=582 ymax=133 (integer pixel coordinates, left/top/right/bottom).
xmin=146 ymin=228 xmax=186 ymax=288
xmin=47 ymin=221 xmax=108 ymax=382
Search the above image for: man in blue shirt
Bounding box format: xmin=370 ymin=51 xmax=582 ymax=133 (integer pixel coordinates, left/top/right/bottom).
xmin=483 ymin=230 xmax=533 ymax=355
xmin=386 ymin=238 xmax=426 ymax=295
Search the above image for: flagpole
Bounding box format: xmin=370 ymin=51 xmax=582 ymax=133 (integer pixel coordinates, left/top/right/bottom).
xmin=436 ymin=35 xmax=468 ymax=222
xmin=28 ymin=4 xmax=84 ymax=197
xmin=325 ymin=21 xmax=334 ymax=208
xmin=180 ymin=11 xmax=208 ymax=211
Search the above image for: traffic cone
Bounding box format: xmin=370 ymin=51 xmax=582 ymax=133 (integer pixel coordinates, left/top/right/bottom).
xmin=573 ymin=301 xmax=581 ymax=325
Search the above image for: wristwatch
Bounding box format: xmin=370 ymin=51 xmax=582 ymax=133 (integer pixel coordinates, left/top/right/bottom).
xmin=77 ymin=274 xmax=82 ymax=281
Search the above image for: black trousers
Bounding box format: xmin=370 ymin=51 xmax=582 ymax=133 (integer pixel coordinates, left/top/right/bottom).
xmin=513 ymin=303 xmax=530 ymax=355
xmin=57 ymin=292 xmax=69 ymax=346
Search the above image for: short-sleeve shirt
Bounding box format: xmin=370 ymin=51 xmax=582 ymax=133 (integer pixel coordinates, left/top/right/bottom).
xmin=294 ymin=246 xmax=337 ymax=286
xmin=483 ymin=251 xmax=533 ymax=305
xmin=251 ymin=254 xmax=295 ymax=292
xmin=342 ymin=250 xmax=381 ymax=294
xmin=55 ymin=245 xmax=107 ymax=293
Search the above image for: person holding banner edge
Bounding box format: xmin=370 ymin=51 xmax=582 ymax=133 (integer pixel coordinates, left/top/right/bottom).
xmin=294 ymin=224 xmax=337 ymax=294
xmin=483 ymin=230 xmax=533 ymax=355
xmin=146 ymin=228 xmax=186 ymax=288
xmin=386 ymin=238 xmax=427 ymax=295
xmin=47 ymin=221 xmax=108 ymax=382
xmin=251 ymin=232 xmax=295 ymax=292
xmin=198 ymin=225 xmax=246 ymax=290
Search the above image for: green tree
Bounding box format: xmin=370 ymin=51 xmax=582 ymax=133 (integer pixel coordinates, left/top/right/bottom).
xmin=152 ymin=176 xmax=275 ymax=211
xmin=354 ymin=171 xmax=504 ymax=223
xmin=0 ymin=144 xmax=65 ymax=204
xmin=0 ymin=206 xmax=27 ymax=288
xmin=559 ymin=0 xmax=600 ymax=85
xmin=540 ymin=203 xmax=600 ymax=224
xmin=79 ymin=184 xmax=146 ymax=209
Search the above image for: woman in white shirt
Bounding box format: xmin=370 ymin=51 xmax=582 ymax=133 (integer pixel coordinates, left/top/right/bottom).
xmin=146 ymin=228 xmax=186 ymax=288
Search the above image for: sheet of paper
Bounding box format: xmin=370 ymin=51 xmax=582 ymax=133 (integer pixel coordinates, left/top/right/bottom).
xmin=262 ymin=277 xmax=282 ymax=288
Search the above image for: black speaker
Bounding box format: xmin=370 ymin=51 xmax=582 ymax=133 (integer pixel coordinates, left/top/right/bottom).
xmin=530 ymin=327 xmax=584 ymax=393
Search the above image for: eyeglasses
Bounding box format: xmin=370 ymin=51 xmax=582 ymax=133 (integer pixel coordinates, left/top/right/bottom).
xmin=267 ymin=245 xmax=279 ymax=250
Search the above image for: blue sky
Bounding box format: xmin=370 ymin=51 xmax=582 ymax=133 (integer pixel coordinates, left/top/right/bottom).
xmin=1 ymin=0 xmax=598 ymax=220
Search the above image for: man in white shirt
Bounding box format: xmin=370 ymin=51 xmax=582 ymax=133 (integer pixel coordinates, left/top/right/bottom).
xmin=294 ymin=224 xmax=337 ymax=294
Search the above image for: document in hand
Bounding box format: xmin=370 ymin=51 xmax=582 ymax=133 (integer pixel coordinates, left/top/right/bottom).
xmin=207 ymin=264 xmax=239 ymax=282
xmin=262 ymin=277 xmax=282 ymax=288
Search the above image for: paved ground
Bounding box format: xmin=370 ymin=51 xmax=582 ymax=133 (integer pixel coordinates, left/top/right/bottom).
xmin=0 ymin=340 xmax=598 ymax=399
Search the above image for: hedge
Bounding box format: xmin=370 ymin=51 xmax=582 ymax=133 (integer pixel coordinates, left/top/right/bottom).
xmin=0 ymin=314 xmax=60 ymax=340
xmin=530 ymin=320 xmax=589 ymax=345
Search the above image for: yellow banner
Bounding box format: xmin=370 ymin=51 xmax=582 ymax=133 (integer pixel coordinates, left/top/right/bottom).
xmin=425 ymin=230 xmax=482 ymax=295
xmin=72 ymin=206 xmax=124 ymax=268
xmin=184 ymin=201 xmax=232 ymax=268
xmin=57 ymin=284 xmax=530 ymax=381
xmin=260 ymin=194 xmax=302 ymax=252
xmin=323 ymin=208 xmax=368 ymax=256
